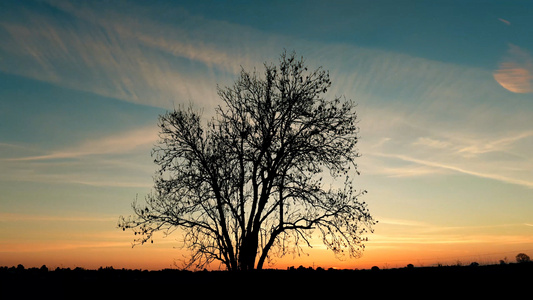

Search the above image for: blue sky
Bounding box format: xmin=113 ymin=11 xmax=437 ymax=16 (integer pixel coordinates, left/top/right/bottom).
xmin=1 ymin=0 xmax=532 ymax=269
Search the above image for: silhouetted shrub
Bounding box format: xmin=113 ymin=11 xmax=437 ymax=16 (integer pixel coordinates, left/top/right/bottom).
xmin=371 ymin=266 xmax=380 ymax=271
xmin=516 ymin=253 xmax=531 ymax=263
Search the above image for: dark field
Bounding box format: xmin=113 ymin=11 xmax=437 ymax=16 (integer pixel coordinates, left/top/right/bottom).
xmin=2 ymin=263 xmax=531 ymax=297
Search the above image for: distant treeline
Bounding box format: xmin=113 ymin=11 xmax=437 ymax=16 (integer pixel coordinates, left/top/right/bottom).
xmin=2 ymin=262 xmax=532 ymax=297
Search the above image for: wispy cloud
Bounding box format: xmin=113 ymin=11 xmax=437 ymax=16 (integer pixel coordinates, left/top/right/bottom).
xmin=8 ymin=125 xmax=158 ymax=162
xmin=413 ymin=137 xmax=452 ymax=149
xmin=322 ymin=43 xmax=533 ymax=188
xmin=371 ymin=152 xmax=533 ymax=189
xmin=45 ymin=0 xmax=263 ymax=73
xmin=375 ymin=164 xmax=450 ymax=178
xmin=456 ymin=130 xmax=533 ymax=156
xmin=370 ymin=233 xmax=533 ymax=246
xmin=0 ymin=240 xmax=129 ymax=253
xmin=0 ymin=126 xmax=157 ymax=187
xmin=378 ymin=217 xmax=431 ymax=227
xmin=372 ymin=217 xmax=533 ymax=247
xmin=0 ymin=213 xmax=116 ymax=222
xmin=0 ymin=1 xmax=277 ymax=110
xmin=498 ymin=18 xmax=511 ymax=26
xmin=358 ymin=101 xmax=533 ymax=188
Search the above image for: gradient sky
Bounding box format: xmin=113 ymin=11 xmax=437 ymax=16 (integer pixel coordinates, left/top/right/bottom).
xmin=1 ymin=0 xmax=532 ymax=270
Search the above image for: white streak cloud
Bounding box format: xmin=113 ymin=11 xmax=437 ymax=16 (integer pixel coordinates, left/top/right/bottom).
xmin=8 ymin=126 xmax=158 ymax=161
xmin=371 ymin=152 xmax=533 ymax=189
xmin=0 ymin=126 xmax=158 ymax=187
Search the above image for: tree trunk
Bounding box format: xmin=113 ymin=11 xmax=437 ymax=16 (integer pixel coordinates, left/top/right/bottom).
xmin=239 ymin=233 xmax=259 ymax=270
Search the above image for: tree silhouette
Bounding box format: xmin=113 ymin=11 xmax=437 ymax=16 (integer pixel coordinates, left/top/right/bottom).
xmin=119 ymin=51 xmax=376 ymax=271
xmin=516 ymin=253 xmax=531 ymax=263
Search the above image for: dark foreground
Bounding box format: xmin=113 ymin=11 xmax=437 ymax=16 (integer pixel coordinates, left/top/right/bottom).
xmin=2 ymin=263 xmax=532 ymax=297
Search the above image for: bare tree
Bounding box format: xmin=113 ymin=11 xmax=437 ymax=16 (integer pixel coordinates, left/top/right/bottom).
xmin=119 ymin=51 xmax=376 ymax=271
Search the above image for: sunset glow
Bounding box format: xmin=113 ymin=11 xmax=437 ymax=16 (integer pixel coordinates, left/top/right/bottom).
xmin=1 ymin=0 xmax=533 ymax=271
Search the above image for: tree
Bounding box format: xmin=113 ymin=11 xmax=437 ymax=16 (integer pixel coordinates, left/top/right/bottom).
xmin=119 ymin=51 xmax=376 ymax=271
xmin=516 ymin=253 xmax=531 ymax=263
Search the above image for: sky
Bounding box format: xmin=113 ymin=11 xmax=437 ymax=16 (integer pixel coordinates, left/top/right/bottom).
xmin=1 ymin=0 xmax=532 ymax=270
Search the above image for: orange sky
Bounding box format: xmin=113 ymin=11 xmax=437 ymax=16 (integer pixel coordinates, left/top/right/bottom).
xmin=2 ymin=217 xmax=532 ymax=270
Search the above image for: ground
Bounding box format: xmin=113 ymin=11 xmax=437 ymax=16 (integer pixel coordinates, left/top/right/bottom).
xmin=1 ymin=263 xmax=531 ymax=297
